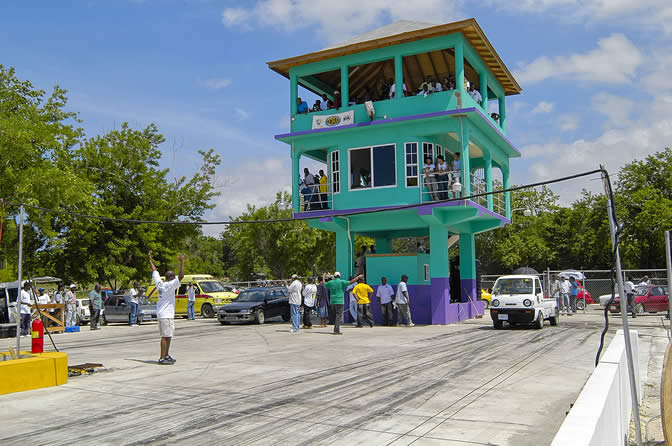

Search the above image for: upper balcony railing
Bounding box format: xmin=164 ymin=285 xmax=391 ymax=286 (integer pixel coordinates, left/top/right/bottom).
xmin=291 ymin=89 xmax=500 ymax=134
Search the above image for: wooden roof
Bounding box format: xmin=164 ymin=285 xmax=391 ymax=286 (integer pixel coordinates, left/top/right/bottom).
xmin=267 ymin=18 xmax=522 ymax=96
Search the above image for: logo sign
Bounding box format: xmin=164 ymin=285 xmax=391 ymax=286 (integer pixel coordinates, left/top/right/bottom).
xmin=312 ymin=110 xmax=354 ymax=130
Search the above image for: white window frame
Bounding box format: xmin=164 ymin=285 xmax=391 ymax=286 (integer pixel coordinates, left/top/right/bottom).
xmin=347 ymin=143 xmax=397 ymax=191
xmin=404 ymin=142 xmax=419 ymax=188
xmin=436 ymin=144 xmax=444 ymax=159
xmin=330 ymin=150 xmax=340 ymax=194
xmin=422 ymin=142 xmax=434 ymax=163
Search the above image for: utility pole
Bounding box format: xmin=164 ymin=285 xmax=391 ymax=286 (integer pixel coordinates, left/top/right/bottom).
xmin=16 ymin=205 xmax=24 ymax=355
xmin=665 ymin=231 xmax=672 ymax=337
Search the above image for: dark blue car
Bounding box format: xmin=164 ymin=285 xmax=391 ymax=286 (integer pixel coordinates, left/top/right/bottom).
xmin=218 ymin=287 xmax=289 ymax=325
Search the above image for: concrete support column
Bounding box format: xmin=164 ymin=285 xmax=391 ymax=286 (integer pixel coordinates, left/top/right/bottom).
xmin=460 ymin=125 xmax=470 ymax=197
xmin=335 ymin=229 xmax=352 ymax=279
xmin=498 ymin=95 xmax=506 ymax=132
xmin=455 ymin=40 xmax=465 ymax=95
xmin=394 ymin=55 xmax=403 ymax=99
xmin=503 ymin=167 xmax=511 ymax=219
xmin=429 ymin=225 xmax=451 ymax=324
xmin=484 ymin=154 xmax=493 ymax=211
xmin=374 ymin=236 xmax=392 ymax=254
xmin=480 ymin=71 xmax=488 ymax=111
xmin=341 ymin=65 xmax=349 ymax=107
xmin=459 ymin=232 xmax=476 ymax=303
xmin=290 ymin=73 xmax=298 ymax=115
xmin=291 ymin=151 xmax=300 ymax=213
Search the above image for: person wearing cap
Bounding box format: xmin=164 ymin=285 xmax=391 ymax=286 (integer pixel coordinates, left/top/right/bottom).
xmin=65 ymin=284 xmax=77 ymax=327
xmin=333 ymin=90 xmax=341 ymax=108
xmin=288 ymin=274 xmax=303 ymax=332
xmin=36 ymin=288 xmax=50 ymax=326
xmin=324 ymin=272 xmax=362 ymax=335
xmin=353 ymin=277 xmax=374 ymax=328
xmin=149 ymin=250 xmax=185 ymax=365
xmin=559 ymin=276 xmax=570 ymax=314
xmin=19 ymin=282 xmax=33 ymax=336
xmin=302 ymin=277 xmax=317 ymax=329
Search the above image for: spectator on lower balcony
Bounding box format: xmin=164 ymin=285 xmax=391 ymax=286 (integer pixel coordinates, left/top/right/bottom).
xmin=469 ymin=85 xmax=482 ymax=105
xmin=319 ymin=169 xmax=328 ymax=209
xmin=321 ymin=94 xmax=329 ymax=110
xmin=389 ymin=79 xmax=408 ymax=99
xmin=423 ymin=156 xmax=439 ymax=201
xmin=301 ymin=168 xmax=316 ymax=211
xmin=435 ymin=155 xmax=450 ymax=200
xmin=297 ymin=97 xmax=309 ymax=114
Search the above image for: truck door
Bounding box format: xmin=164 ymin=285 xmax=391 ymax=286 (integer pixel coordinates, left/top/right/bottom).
xmin=535 ymin=278 xmax=548 ymax=315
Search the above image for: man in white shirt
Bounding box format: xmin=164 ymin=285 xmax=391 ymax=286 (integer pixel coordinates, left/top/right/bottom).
xmin=395 ymin=275 xmax=415 ymax=327
xmin=389 ymin=81 xmax=407 ymax=99
xmin=624 ymin=276 xmax=636 ymax=318
xmin=19 ymin=282 xmax=33 ymax=336
xmin=127 ymin=281 xmax=139 ymax=326
xmin=36 ymin=288 xmax=50 ymax=326
xmin=288 ymin=274 xmax=303 ymax=332
xmin=469 ymin=85 xmax=482 ymax=104
xmin=302 ymin=277 xmax=317 ymax=329
xmin=186 ymin=282 xmax=197 ymax=320
xmin=148 ymin=250 xmax=185 ymax=365
xmin=376 ymin=277 xmax=395 ymax=326
xmin=559 ymin=277 xmax=570 ymax=314
xmin=65 ymin=284 xmax=77 ymax=327
xmin=550 ymin=275 xmax=561 ymax=315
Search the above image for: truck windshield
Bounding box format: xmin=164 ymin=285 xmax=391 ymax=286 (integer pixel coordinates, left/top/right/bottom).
xmin=200 ymin=281 xmax=226 ymax=293
xmin=493 ymin=278 xmax=533 ymax=295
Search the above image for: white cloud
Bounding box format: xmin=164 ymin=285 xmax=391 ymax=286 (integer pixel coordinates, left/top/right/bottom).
xmin=199 ymin=77 xmax=232 ymax=90
xmin=531 ymin=101 xmax=553 ymax=114
xmin=514 ymin=34 xmax=642 ymax=85
xmin=592 ymin=92 xmax=634 ymax=126
xmin=558 ymin=114 xmax=579 ymax=131
xmin=234 ymin=107 xmax=250 ymax=121
xmin=221 ymin=0 xmax=464 ymax=42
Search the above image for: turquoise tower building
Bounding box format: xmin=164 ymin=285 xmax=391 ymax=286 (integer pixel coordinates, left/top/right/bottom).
xmin=269 ymin=19 xmax=521 ymax=324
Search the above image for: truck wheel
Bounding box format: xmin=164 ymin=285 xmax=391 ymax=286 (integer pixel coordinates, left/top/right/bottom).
xmin=534 ymin=313 xmax=544 ymax=329
xmin=201 ymin=304 xmax=215 ymax=318
xmin=493 ymin=320 xmax=503 ymax=329
xmin=281 ymin=314 xmax=290 ymax=322
xmin=576 ymin=299 xmax=585 ymax=310
xmin=635 ymin=303 xmax=645 ymax=315
xmin=549 ymin=309 xmax=559 ymax=326
xmin=255 ymin=309 xmax=265 ymax=324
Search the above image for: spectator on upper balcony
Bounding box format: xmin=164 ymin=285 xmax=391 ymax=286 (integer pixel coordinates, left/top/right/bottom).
xmin=321 ymin=94 xmax=329 ymax=110
xmin=423 ymin=156 xmax=439 ymax=201
xmin=297 ymin=97 xmax=309 ymax=114
xmin=427 ymin=75 xmax=442 ymax=93
xmin=333 ymin=90 xmax=341 ymax=108
xmin=442 ymin=75 xmax=456 ymax=91
xmin=389 ymin=79 xmax=408 ymax=99
xmin=312 ymin=99 xmax=322 ymax=112
xmin=469 ymin=85 xmax=482 ymax=105
xmin=417 ymin=82 xmax=431 ymax=97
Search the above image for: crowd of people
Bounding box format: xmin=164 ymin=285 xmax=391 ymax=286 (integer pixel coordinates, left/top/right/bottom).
xmin=286 ymin=271 xmax=415 ymax=334
xmin=295 ymin=74 xmax=484 ymax=115
xmin=423 ymin=152 xmax=461 ymax=201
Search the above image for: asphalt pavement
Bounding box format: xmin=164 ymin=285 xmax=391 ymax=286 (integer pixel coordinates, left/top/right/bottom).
xmin=0 ymin=307 xmax=667 ymax=445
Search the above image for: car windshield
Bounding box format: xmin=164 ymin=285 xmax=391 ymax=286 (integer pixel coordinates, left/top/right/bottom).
xmin=235 ymin=290 xmax=267 ymax=302
xmin=139 ymin=296 xmax=155 ymax=305
xmin=200 ymin=281 xmax=226 ymax=293
xmin=493 ymin=278 xmax=534 ymax=295
xmin=80 ymin=299 xmax=90 ymax=305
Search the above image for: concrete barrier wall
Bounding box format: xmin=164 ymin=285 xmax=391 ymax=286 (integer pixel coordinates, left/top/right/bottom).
xmin=552 ymin=330 xmax=640 ymax=446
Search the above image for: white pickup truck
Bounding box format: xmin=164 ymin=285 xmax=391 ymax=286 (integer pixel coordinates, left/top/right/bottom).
xmin=489 ymin=275 xmax=559 ymax=329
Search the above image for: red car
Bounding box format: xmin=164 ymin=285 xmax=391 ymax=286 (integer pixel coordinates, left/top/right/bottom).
xmin=576 ymin=286 xmax=594 ymax=310
xmin=609 ymin=285 xmax=669 ymax=315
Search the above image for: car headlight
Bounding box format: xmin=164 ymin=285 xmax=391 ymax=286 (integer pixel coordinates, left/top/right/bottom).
xmin=240 ymin=309 xmax=250 ymax=314
xmin=523 ymin=299 xmax=532 ymax=307
xmin=492 ymin=299 xmax=500 ymax=307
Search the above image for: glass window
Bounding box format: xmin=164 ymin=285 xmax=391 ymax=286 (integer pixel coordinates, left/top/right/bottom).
xmin=199 ymin=281 xmax=226 ymax=293
xmin=436 ymin=145 xmax=444 ymax=159
xmin=178 ymin=285 xmax=187 ymax=295
xmin=422 ymin=142 xmax=434 ymax=163
xmin=405 ymin=143 xmax=418 ymax=187
xmin=330 ymin=150 xmax=340 ymax=194
xmin=235 ymin=290 xmax=267 ymax=302
xmin=349 ymin=145 xmax=397 ymax=190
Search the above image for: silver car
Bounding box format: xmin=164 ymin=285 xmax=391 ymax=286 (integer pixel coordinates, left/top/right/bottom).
xmin=101 ymin=294 xmax=157 ymax=325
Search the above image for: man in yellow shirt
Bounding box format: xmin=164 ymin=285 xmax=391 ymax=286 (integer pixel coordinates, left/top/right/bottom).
xmin=319 ymin=169 xmax=328 ymax=209
xmin=353 ymin=277 xmax=374 ymax=327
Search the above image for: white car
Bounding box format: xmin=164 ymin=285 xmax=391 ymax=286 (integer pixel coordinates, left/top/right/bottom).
xmin=76 ymin=298 xmax=91 ymax=325
xmin=598 ymin=293 xmax=617 ymax=307
xmin=489 ymin=275 xmax=559 ymax=329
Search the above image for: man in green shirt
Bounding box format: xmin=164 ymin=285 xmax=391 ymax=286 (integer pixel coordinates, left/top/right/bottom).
xmin=89 ymin=284 xmax=103 ymax=330
xmin=324 ymin=272 xmax=362 ymax=335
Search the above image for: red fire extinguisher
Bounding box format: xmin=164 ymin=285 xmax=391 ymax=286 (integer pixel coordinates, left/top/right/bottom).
xmin=31 ymin=318 xmax=44 ymax=353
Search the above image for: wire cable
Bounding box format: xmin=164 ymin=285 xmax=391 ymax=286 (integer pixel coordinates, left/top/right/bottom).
xmin=0 ymin=168 xmax=603 ymax=226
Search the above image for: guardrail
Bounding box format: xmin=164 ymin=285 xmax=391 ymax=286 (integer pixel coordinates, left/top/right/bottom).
xmin=299 ymin=181 xmax=334 ymax=212
xmin=420 ymin=171 xmax=461 ymax=203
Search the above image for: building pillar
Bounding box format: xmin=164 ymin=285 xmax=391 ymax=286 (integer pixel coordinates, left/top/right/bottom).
xmin=480 ymin=71 xmax=488 ymax=111
xmin=335 ymin=229 xmax=352 ymax=279
xmin=394 ymin=55 xmax=403 ymax=99
xmin=460 ymin=125 xmax=470 ymax=197
xmin=459 ymin=232 xmax=476 ymax=304
xmin=292 ymin=151 xmax=300 ymax=213
xmin=498 ymin=95 xmax=506 ymax=132
xmin=484 ymin=153 xmax=493 ymax=211
xmin=429 ymin=225 xmax=451 ymax=324
xmin=502 ymin=166 xmax=511 ymax=219
xmin=374 ymin=236 xmax=392 ymax=254
xmin=455 ymin=40 xmax=465 ymax=95
xmin=290 ymin=73 xmax=298 ymax=115
xmin=341 ymin=65 xmax=349 ymax=107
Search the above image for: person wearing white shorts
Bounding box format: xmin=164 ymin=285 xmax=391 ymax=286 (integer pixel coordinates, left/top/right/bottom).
xmin=148 ymin=250 xmax=185 ymax=365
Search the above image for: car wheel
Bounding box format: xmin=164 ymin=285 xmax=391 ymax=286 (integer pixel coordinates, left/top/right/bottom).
xmin=281 ymin=314 xmax=290 ymax=322
xmin=493 ymin=320 xmax=503 ymax=329
xmin=576 ymin=299 xmax=585 ymax=310
xmin=101 ymin=314 xmax=108 ymax=326
xmin=635 ymin=303 xmax=645 ymax=315
xmin=482 ymin=300 xmax=489 ymax=309
xmin=255 ymin=309 xmax=265 ymax=324
xmin=534 ymin=313 xmax=544 ymax=329
xmin=201 ymin=304 xmax=215 ymax=318
xmin=219 ymin=320 xmax=230 ymax=325
xmin=550 ymin=309 xmax=559 ymax=326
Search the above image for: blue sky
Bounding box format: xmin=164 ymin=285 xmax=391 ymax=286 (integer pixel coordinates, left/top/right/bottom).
xmin=2 ymin=1 xmax=671 ymax=230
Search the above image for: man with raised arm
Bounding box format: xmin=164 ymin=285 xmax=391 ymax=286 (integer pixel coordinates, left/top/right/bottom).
xmin=148 ymin=250 xmax=185 ymax=365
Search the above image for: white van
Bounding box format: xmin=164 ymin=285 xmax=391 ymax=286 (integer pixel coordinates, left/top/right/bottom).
xmin=489 ymin=275 xmax=559 ymax=329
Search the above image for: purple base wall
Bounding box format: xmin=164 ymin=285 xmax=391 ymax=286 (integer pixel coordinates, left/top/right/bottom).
xmin=460 ymin=278 xmax=478 ymax=303
xmin=355 ymin=279 xmax=485 ymax=325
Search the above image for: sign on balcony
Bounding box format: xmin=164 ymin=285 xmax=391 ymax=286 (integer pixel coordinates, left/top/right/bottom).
xmin=312 ymin=110 xmax=354 ymax=130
